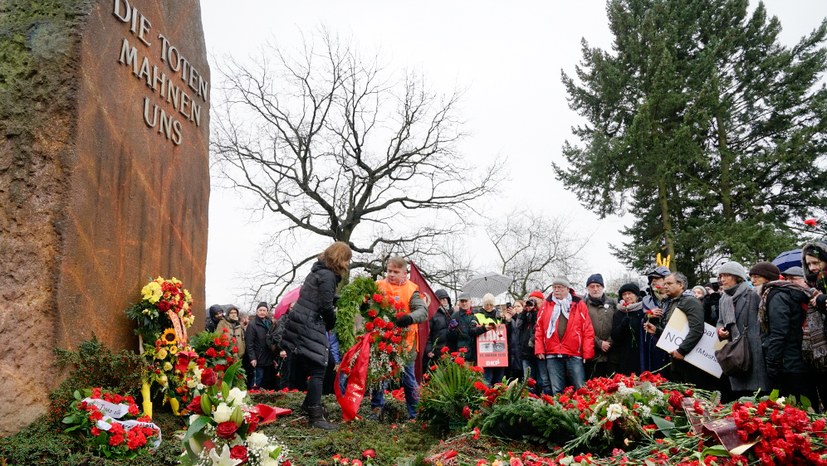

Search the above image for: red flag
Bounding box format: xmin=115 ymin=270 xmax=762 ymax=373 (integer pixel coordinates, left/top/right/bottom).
xmin=409 ymin=261 xmax=439 ymax=382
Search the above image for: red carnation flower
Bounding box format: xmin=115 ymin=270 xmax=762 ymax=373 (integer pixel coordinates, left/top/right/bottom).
xmin=367 ymin=309 xmax=378 ymax=318
xmin=462 ymin=406 xmax=471 ymax=419
xmin=373 ymin=293 xmax=384 ymax=303
xmin=205 ymin=347 xmax=218 ymax=358
xmin=362 ymin=449 xmax=376 ymax=458
xmin=364 ymin=322 xmax=375 ymax=332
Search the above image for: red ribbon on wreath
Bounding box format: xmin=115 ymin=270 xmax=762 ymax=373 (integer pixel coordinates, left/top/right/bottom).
xmin=335 ymin=334 xmax=373 ymax=421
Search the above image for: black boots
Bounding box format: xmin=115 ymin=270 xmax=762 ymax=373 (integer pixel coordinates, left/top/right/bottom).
xmin=307 ymin=405 xmax=337 ymax=430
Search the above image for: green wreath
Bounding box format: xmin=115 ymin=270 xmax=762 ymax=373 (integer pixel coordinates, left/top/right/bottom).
xmin=334 ymin=276 xmax=379 ymax=351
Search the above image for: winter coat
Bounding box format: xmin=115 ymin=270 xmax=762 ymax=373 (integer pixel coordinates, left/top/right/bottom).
xmin=280 ymin=261 xmax=341 ymax=367
xmin=534 ymin=295 xmax=595 ymax=360
xmin=761 ymin=283 xmax=810 ymax=377
xmin=585 ymin=294 xmax=618 ymax=364
xmin=515 ymin=309 xmax=539 ymax=360
xmin=425 ymin=306 xmax=454 ymax=356
xmin=611 ymin=300 xmax=644 ymax=375
xmin=216 ymin=317 xmax=246 ymax=358
xmin=641 ymin=294 xmax=669 ymax=372
xmin=245 ymin=316 xmax=274 ymax=367
xmin=715 ymin=286 xmax=768 ymax=393
xmin=505 ymin=316 xmax=521 ymax=370
xmin=449 ymin=308 xmax=486 ymax=363
xmin=657 ymin=294 xmax=705 ymax=357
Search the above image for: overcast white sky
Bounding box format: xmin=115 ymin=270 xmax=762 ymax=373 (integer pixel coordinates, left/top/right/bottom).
xmin=200 ymin=1 xmax=827 ymax=311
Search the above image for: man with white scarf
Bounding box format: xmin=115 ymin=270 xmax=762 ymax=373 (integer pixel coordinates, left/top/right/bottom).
xmin=534 ymin=277 xmax=595 ymax=394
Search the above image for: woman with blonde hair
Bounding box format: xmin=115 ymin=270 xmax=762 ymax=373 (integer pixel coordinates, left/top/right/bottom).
xmin=281 ymin=241 xmax=352 ymax=430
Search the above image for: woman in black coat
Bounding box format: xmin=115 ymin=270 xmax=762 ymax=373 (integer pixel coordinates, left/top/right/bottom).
xmin=280 ymin=241 xmax=351 ymax=430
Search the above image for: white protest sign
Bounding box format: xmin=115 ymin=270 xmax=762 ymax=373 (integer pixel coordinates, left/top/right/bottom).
xmin=655 ymin=308 xmax=726 ymax=378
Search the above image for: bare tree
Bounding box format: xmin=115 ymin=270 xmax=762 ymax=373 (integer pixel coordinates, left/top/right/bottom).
xmin=211 ymin=32 xmax=501 ymax=298
xmin=486 ymin=211 xmax=587 ymax=300
xmin=410 ymin=234 xmax=476 ymax=301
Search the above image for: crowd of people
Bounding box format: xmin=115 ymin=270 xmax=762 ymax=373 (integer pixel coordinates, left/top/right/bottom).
xmin=422 ymin=242 xmax=827 ymax=414
xmin=204 ymin=239 xmax=827 ymax=430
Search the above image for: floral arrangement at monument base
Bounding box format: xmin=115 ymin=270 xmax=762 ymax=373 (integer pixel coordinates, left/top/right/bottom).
xmin=126 ymin=276 xmax=199 ymax=416
xmin=61 ymin=387 xmax=161 ymax=459
xmin=181 ymin=362 xmax=290 ymax=466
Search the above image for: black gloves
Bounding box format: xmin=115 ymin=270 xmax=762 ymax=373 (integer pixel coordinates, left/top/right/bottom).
xmin=395 ymin=314 xmax=414 ymax=328
xmin=323 ymin=313 xmax=336 ymax=331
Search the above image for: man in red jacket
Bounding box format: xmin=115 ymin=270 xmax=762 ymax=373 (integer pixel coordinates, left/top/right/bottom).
xmin=535 ymin=277 xmax=595 ymax=394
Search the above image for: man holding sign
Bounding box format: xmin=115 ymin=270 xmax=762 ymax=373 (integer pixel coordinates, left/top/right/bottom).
xmin=645 ymin=272 xmax=717 ymax=389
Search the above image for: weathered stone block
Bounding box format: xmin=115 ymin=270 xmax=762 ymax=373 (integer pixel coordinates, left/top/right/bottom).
xmin=0 ymin=0 xmax=209 ymax=434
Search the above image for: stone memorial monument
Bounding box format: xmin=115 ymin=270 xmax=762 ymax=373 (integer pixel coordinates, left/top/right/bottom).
xmin=0 ymin=0 xmax=210 ymax=434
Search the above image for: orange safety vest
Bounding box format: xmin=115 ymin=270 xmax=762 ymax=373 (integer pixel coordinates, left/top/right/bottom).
xmin=376 ymin=279 xmax=420 ymax=352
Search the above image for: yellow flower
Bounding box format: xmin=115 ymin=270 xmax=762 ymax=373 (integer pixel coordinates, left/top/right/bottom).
xmin=169 ymin=345 xmax=179 ymax=354
xmin=161 ymin=328 xmax=178 ymax=346
xmin=156 ymin=348 xmax=168 ymax=360
xmin=141 ymin=281 xmax=163 ymax=304
xmin=163 ymin=362 xmax=173 ymax=372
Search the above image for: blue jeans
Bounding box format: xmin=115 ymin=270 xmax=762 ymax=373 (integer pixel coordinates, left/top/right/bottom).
xmin=543 ymin=356 xmax=585 ymax=395
xmin=252 ymin=366 xmax=265 ymax=389
xmin=483 ymin=367 xmax=505 ymax=386
xmin=370 ymin=361 xmax=419 ymax=419
xmin=522 ymin=359 xmax=547 ymax=394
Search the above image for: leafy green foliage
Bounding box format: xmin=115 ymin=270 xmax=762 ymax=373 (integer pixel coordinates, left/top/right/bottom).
xmin=557 ymin=0 xmax=827 ymax=283
xmin=335 ymin=276 xmax=380 ymax=351
xmin=417 ymin=353 xmax=486 ymax=434
xmin=48 ymin=337 xmax=145 ymax=426
xmin=477 ymin=398 xmax=580 ymax=449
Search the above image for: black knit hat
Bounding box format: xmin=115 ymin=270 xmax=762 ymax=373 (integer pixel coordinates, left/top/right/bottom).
xmin=256 ymin=301 xmax=270 ymax=310
xmin=749 ymin=261 xmax=781 ymax=282
xmin=586 ymin=273 xmax=604 ymax=287
xmin=617 ymin=282 xmax=641 ymax=297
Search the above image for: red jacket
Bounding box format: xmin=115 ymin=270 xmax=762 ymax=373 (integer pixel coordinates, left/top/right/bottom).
xmin=534 ymin=294 xmax=595 ymax=360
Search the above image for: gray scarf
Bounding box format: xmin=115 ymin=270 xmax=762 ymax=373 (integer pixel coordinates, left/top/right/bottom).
xmin=718 ymin=281 xmax=749 ymax=330
xmin=548 ymin=295 xmax=572 ymax=338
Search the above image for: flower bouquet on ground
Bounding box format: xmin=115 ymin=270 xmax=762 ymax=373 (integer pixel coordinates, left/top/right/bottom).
xmin=182 ymin=362 xmax=290 ymax=466
xmin=334 ymin=276 xmax=416 ymax=420
xmin=62 ymin=387 xmax=161 ymax=459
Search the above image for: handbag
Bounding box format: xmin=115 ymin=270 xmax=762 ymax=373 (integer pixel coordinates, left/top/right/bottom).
xmin=715 ymin=324 xmax=751 ymax=377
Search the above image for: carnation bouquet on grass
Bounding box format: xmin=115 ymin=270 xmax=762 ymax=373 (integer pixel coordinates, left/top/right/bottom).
xmin=181 ymin=362 xmax=289 ymax=466
xmin=62 ymin=387 xmax=161 ymax=459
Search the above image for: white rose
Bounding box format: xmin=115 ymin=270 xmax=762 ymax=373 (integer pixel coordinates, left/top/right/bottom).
xmin=213 ymin=403 xmax=233 ymax=423
xmin=226 ymin=387 xmax=247 ymax=407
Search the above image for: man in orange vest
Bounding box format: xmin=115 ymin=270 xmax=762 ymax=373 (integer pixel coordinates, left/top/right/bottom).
xmin=370 ymin=256 xmax=429 ymax=420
